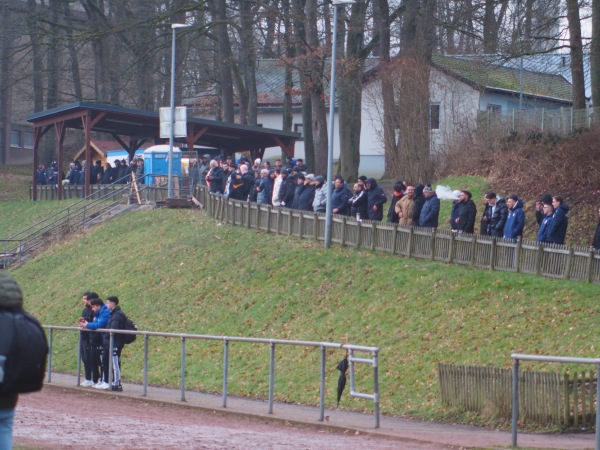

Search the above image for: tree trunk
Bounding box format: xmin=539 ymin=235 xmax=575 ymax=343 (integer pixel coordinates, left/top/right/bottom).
xmin=591 ymin=0 xmax=600 ymax=107
xmin=305 ymin=0 xmax=328 ymax=176
xmin=338 ymin=2 xmax=367 ymax=183
xmin=0 ymin=2 xmax=14 ymax=165
xmin=239 ymin=0 xmax=258 ymax=125
xmin=64 ymin=2 xmax=83 ymax=100
xmin=282 ymin=0 xmax=294 ymax=133
xmin=566 ymin=0 xmax=586 ymax=109
xmin=209 ymin=0 xmax=235 ymax=122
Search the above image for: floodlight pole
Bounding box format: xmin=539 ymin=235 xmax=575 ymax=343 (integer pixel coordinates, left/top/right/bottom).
xmin=168 ymin=23 xmax=190 ymax=198
xmin=325 ymin=0 xmax=355 ymax=248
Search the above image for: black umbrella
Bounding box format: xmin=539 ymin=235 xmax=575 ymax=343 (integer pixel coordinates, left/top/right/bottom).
xmin=336 ymin=356 xmax=349 ymax=406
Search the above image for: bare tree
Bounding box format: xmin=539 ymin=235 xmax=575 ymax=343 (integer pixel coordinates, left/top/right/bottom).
xmin=565 ymin=0 xmax=586 ymax=109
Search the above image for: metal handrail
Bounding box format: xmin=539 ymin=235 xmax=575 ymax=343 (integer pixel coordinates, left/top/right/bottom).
xmin=43 ymin=325 xmax=381 ymax=428
xmin=510 ymin=353 xmax=600 ymax=449
xmin=1 ymin=175 xmax=156 ymax=267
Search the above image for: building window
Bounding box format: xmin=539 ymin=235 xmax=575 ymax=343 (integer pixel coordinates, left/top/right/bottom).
xmin=23 ymin=132 xmax=34 ymax=149
xmin=487 ymin=104 xmax=501 ymax=115
xmin=294 ymin=123 xmax=304 ymax=141
xmin=10 ymin=130 xmax=20 ymax=147
xmin=429 ymin=104 xmax=440 ymax=130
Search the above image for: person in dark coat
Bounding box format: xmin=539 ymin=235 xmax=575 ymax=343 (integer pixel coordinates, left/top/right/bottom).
xmin=278 ymin=168 xmax=296 ymax=207
xmin=36 ymin=165 xmax=47 ymax=185
xmin=503 ymin=195 xmax=525 ymax=240
xmin=535 ymin=194 xmax=553 ymax=225
xmin=592 ymin=207 xmax=600 ymax=250
xmin=297 ymin=175 xmax=317 ymax=211
xmin=547 ymin=195 xmax=569 ymax=245
xmin=79 ymin=292 xmax=100 ymax=387
xmin=101 ymin=163 xmax=113 ymax=184
xmin=206 ymin=160 xmax=225 ymax=195
xmin=412 ymin=184 xmax=425 ymax=225
xmin=331 ymin=176 xmax=351 ymax=215
xmin=454 ymin=190 xmax=477 ymax=233
xmin=449 ymin=191 xmax=461 ymax=231
xmin=106 ymin=296 xmax=127 ymax=392
xmin=480 ymin=193 xmax=508 ymax=237
xmin=349 ymin=181 xmax=368 ymax=220
xmin=419 ymin=185 xmax=440 ymax=228
xmin=537 ymin=203 xmax=554 ymax=243
xmin=387 ymin=181 xmax=405 ymax=223
xmin=257 ymin=169 xmax=276 ymax=205
xmin=365 ymin=178 xmax=387 ymax=221
xmin=291 ymin=174 xmax=306 ymax=209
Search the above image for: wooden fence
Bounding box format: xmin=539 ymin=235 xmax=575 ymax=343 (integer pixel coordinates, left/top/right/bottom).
xmin=195 ymin=189 xmax=600 ymax=284
xmin=439 ymin=364 xmax=598 ymax=428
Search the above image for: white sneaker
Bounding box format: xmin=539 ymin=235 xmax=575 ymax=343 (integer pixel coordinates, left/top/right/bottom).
xmin=94 ymin=382 xmax=110 ymax=390
xmin=81 ymin=380 xmax=94 ymax=387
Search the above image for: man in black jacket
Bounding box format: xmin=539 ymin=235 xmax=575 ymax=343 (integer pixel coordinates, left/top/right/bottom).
xmin=106 ymin=296 xmax=127 ymax=392
xmin=365 ymin=178 xmax=387 ymax=221
xmin=454 ymin=190 xmax=477 ymax=234
xmin=481 ymin=192 xmax=508 ymax=237
xmin=79 ymin=292 xmax=100 ymax=387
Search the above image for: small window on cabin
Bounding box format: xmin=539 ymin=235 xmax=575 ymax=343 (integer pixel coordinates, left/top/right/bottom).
xmin=10 ymin=130 xmax=20 ymax=147
xmin=487 ymin=104 xmax=501 ymax=115
xmin=430 ymin=104 xmax=440 ymax=130
xmin=294 ymin=123 xmax=304 ymax=141
xmin=23 ymin=132 xmax=34 ymax=149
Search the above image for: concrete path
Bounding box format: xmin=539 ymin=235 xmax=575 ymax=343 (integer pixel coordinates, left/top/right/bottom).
xmin=45 ymin=373 xmax=595 ymax=449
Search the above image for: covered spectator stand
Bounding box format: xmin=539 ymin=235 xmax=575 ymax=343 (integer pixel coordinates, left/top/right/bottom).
xmin=26 ymin=102 xmax=298 ymax=200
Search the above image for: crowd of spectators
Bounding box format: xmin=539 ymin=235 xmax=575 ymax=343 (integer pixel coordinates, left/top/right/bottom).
xmin=37 ymin=158 xmax=145 ymax=186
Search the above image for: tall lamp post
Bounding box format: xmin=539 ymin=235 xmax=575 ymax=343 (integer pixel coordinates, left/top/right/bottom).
xmin=325 ymin=0 xmax=355 ymax=248
xmin=168 ymin=23 xmax=190 ymax=198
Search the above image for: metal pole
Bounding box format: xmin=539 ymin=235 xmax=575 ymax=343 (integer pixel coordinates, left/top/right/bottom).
xmin=268 ymin=342 xmax=275 ymax=414
xmin=596 ymin=363 xmax=600 ymax=450
xmin=108 ymin=332 xmax=114 ymax=386
xmin=76 ymin=330 xmax=82 ymax=386
xmin=47 ymin=328 xmax=53 ymax=383
xmin=143 ymin=334 xmax=149 ymax=397
xmin=324 ymin=3 xmax=339 ymax=249
xmin=511 ymin=357 xmax=519 ymax=448
xmin=373 ymin=351 xmax=380 ymax=428
xmin=167 ymin=26 xmax=177 ymax=198
xmin=319 ymin=345 xmax=326 ymax=421
xmin=180 ymin=336 xmax=186 ymax=401
xmin=222 ymin=340 xmax=229 ymax=408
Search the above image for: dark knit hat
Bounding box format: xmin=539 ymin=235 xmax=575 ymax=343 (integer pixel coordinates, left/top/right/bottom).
xmin=0 ymin=272 xmax=24 ymax=310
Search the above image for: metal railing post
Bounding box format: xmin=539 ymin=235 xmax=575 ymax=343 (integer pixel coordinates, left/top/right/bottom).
xmin=319 ymin=345 xmax=326 ymax=421
xmin=268 ymin=342 xmax=275 ymax=414
xmin=143 ymin=334 xmax=149 ymax=396
xmin=180 ymin=336 xmax=186 ymax=401
xmin=511 ymin=357 xmax=519 ymax=448
xmin=108 ymin=332 xmax=114 ymax=386
xmin=76 ymin=330 xmax=82 ymax=386
xmin=373 ymin=351 xmax=380 ymax=429
xmin=47 ymin=328 xmax=53 ymax=383
xmin=223 ymin=339 xmax=229 ymax=408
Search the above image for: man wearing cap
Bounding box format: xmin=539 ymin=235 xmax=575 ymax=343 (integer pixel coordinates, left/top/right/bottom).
xmin=298 ymin=174 xmax=317 ymax=211
xmin=419 ymin=185 xmax=440 ymax=228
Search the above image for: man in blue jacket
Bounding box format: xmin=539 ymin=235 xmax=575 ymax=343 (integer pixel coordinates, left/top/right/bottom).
xmin=419 ymin=185 xmax=440 ymax=228
xmin=537 ymin=203 xmax=554 ymax=243
xmin=547 ymin=195 xmax=569 ymax=245
xmin=79 ymin=298 xmax=110 ymax=390
xmin=503 ymin=194 xmax=525 ymax=240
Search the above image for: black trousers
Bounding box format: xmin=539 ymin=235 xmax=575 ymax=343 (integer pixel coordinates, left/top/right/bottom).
xmin=80 ymin=337 xmax=100 ymax=383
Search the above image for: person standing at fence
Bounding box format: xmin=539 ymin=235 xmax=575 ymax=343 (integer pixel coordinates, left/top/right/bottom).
xmin=411 ymin=184 xmax=425 ymax=225
xmin=454 ymin=190 xmax=477 ymax=234
xmin=546 ymin=195 xmax=569 ymax=245
xmin=419 ymin=185 xmax=440 ymax=228
xmin=534 ymin=194 xmax=553 ymax=226
xmin=592 ymin=207 xmax=600 ymax=250
xmin=387 ymin=181 xmax=405 ymax=223
xmin=79 ymin=292 xmax=100 ymax=387
xmin=298 ymin=174 xmax=317 ymax=212
xmin=365 ymin=178 xmax=387 ymax=221
xmin=396 ymin=185 xmax=415 ymax=226
xmin=480 ymin=192 xmax=508 ymax=237
xmin=106 ymin=296 xmax=126 ymax=392
xmin=79 ymin=297 xmax=111 ymax=390
xmin=312 ymin=176 xmax=327 ymax=213
xmin=536 ymin=202 xmax=554 ymax=243
xmin=503 ymin=194 xmax=525 ymax=240
xmin=206 ymin=160 xmax=224 ymax=195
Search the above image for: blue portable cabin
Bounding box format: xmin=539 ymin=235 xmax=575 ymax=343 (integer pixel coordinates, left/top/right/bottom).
xmin=143 ymin=145 xmax=182 ymax=185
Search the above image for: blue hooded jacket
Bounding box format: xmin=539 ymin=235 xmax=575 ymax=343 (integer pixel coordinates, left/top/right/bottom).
xmin=546 ymin=203 xmax=569 ymax=245
xmin=503 ymin=199 xmax=525 ymax=239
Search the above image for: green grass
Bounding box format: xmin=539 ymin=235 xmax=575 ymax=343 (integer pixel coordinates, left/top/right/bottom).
xmin=8 ymin=207 xmax=599 ymax=429
xmin=0 ymin=201 xmax=79 ymax=237
xmin=0 ymin=165 xmax=32 ymax=201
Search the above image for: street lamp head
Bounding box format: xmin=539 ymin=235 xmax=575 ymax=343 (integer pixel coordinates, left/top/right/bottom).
xmin=332 ymin=0 xmax=355 ymax=5
xmin=172 ymin=23 xmax=191 ymax=29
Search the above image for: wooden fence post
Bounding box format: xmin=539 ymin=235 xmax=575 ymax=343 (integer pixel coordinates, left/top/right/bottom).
xmin=313 ymin=213 xmax=318 ymax=241
xmin=276 ymin=208 xmax=282 ymax=234
xmin=265 ymin=206 xmax=271 ymax=233
xmin=448 ymin=232 xmax=455 ymax=263
xmin=535 ymin=243 xmax=543 ymax=276
xmin=429 ymin=229 xmax=436 ymax=261
xmin=490 ymin=238 xmax=496 ymax=270
xmin=298 ymin=213 xmax=304 ymax=240
xmin=585 ymin=248 xmax=594 ymax=283
xmin=371 ymin=222 xmax=377 ymax=251
xmin=287 ymin=210 xmax=293 ymax=236
xmin=407 ymin=227 xmax=414 ymax=258
xmin=390 ymin=224 xmax=398 ymax=255
xmin=340 ymin=216 xmax=347 ymax=247
xmin=470 ymin=234 xmax=477 ymax=266
xmin=356 ymin=221 xmax=362 ymax=249
xmin=515 ymin=237 xmax=522 ymax=273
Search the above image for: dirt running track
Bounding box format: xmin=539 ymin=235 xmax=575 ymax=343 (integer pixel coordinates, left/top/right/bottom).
xmin=13 ymin=387 xmax=446 ymax=449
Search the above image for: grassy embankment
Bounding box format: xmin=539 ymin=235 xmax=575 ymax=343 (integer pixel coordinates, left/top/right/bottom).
xmin=6 ymin=195 xmax=599 ymax=429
